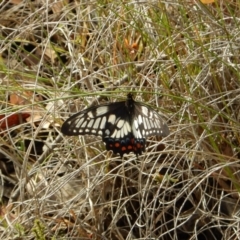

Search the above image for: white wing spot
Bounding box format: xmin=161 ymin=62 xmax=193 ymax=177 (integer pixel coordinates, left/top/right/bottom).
xmin=126 ymin=122 xmax=131 ymax=132
xmin=120 ymin=128 xmax=124 ymax=138
xmin=141 ymin=106 xmax=148 ymax=116
xmin=139 ymin=130 xmax=142 ymax=138
xmin=143 ymin=117 xmax=147 ymax=129
xmin=66 ymin=121 xmax=71 ymax=126
xmin=96 ymin=106 xmax=109 ymax=116
xmin=132 ymin=125 xmax=142 ymax=138
xmin=111 ymin=129 xmax=117 ymax=138
xmin=117 ymin=119 xmax=125 ymax=128
xmin=155 ymin=121 xmax=159 ymax=128
xmin=134 ymin=120 xmax=139 ymax=129
xmin=149 ymin=111 xmax=153 ymax=118
xmin=123 ymin=123 xmax=128 ymax=136
xmin=108 ymin=114 xmax=116 ymax=125
xmin=93 ymin=117 xmax=101 ymax=129
xmin=116 ymin=129 xmax=121 ymax=138
xmin=138 ymin=115 xmax=143 ymax=124
xmin=75 ymin=118 xmax=85 ymax=128
xmin=81 ymin=121 xmax=87 ymax=128
xmin=88 ymin=119 xmax=94 ymax=128
xmin=105 ymin=129 xmax=110 ymax=136
xmin=132 ymin=126 xmax=137 ymax=138
xmin=87 ymin=111 xmax=94 ymax=118
xmin=150 ymin=120 xmax=155 ymax=128
xmin=145 ymin=118 xmax=150 ymax=129
xmin=100 ymin=116 xmax=106 ymax=129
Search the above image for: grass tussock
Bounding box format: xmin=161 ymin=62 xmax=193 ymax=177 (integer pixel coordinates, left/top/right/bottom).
xmin=0 ymin=0 xmax=240 ymax=239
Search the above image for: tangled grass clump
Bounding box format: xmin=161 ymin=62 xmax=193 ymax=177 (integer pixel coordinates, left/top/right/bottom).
xmin=0 ymin=1 xmax=240 ymax=239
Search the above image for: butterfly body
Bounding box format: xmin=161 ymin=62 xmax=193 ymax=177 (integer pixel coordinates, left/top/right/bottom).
xmin=61 ymin=93 xmax=169 ymax=157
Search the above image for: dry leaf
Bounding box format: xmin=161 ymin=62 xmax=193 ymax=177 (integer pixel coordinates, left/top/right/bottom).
xmin=0 ymin=113 xmax=30 ymax=129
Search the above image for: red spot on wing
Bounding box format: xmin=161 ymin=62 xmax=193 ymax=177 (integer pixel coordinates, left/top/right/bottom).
xmin=136 ymin=142 xmax=143 ymax=149
xmin=104 ymin=137 xmax=146 ymax=157
xmin=115 ymin=142 xmax=120 ymax=148
xmin=127 ymin=145 xmax=133 ymax=150
xmin=121 ymin=146 xmax=127 ymax=151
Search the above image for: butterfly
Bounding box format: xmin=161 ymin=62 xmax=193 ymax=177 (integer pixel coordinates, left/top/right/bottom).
xmin=61 ymin=93 xmax=169 ymax=157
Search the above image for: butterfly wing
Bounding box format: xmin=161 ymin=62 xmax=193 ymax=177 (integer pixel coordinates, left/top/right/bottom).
xmin=101 ymin=107 xmax=141 ymax=157
xmin=102 ymin=100 xmax=169 ymax=157
xmin=132 ymin=103 xmax=169 ymax=139
xmin=61 ymin=101 xmax=126 ymax=136
xmin=61 ymin=100 xmax=138 ymax=157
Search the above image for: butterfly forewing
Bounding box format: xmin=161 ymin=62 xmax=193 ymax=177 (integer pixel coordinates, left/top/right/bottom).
xmin=132 ymin=103 xmax=170 ymax=138
xmin=61 ymin=101 xmax=126 ymax=136
xmin=61 ymin=93 xmax=169 ymax=157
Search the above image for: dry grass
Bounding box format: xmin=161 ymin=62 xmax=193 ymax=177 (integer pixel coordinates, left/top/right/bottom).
xmin=0 ymin=0 xmax=240 ymax=239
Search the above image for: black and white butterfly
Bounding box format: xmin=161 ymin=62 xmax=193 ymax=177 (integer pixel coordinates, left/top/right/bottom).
xmin=61 ymin=93 xmax=169 ymax=157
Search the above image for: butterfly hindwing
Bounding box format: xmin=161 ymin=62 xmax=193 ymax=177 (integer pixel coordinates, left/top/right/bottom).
xmin=104 ymin=135 xmax=146 ymax=158
xmin=102 ymin=113 xmax=146 ymax=157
